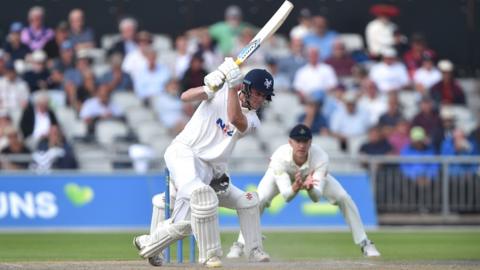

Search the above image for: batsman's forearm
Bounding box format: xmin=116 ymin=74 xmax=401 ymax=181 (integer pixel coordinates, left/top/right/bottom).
xmin=180 ymin=86 xmax=208 ymax=102
xmin=227 ymin=88 xmax=247 ymax=132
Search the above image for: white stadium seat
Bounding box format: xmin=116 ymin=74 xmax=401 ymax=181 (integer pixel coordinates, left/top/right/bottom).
xmin=338 ymin=33 xmax=364 ymax=52
xmin=111 ymin=92 xmax=142 ymax=111
xmin=95 ymin=120 xmax=129 ymax=145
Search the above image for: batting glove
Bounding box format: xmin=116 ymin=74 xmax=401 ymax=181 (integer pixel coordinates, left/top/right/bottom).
xmin=204 ymin=70 xmax=225 ymax=92
xmin=218 ymin=57 xmax=242 ymax=89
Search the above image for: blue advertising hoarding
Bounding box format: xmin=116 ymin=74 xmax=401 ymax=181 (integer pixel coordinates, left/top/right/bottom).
xmin=0 ymin=173 xmax=377 ymax=229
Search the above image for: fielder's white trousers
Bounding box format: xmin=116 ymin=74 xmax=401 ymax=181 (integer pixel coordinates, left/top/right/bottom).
xmin=258 ymin=168 xmax=367 ymax=244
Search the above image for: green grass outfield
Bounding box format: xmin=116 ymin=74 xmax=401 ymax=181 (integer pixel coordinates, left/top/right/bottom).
xmin=1 ymin=230 xmax=479 ymax=262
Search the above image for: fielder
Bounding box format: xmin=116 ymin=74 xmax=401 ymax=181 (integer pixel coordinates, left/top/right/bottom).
xmin=133 ymin=57 xmax=273 ymax=267
xmin=226 ymin=124 xmax=381 ymax=258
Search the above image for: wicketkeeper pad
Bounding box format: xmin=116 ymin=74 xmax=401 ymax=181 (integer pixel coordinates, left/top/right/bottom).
xmin=190 ymin=185 xmax=222 ymax=264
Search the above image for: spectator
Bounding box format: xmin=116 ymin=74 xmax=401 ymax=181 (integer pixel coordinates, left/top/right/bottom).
xmin=180 ymin=52 xmax=208 ymax=93
xmin=43 ymin=21 xmax=70 ymax=61
xmin=369 ymin=48 xmax=410 ymax=93
xmin=20 ymin=91 xmax=58 ymax=142
xmin=297 ymin=96 xmax=329 ymax=135
xmin=290 ymin=8 xmax=313 ymax=40
xmin=403 ymin=33 xmax=436 ymax=78
xmin=4 ymin=22 xmax=31 ymax=62
xmin=0 ymin=50 xmax=7 ymax=77
xmin=191 ymin=28 xmax=222 ymax=72
xmin=330 ymin=91 xmax=370 ymax=151
xmin=293 ymin=46 xmax=338 ymax=102
xmin=348 ymin=64 xmax=369 ymax=91
xmin=265 ymin=56 xmax=291 ymax=93
xmin=413 ymin=52 xmax=441 ymax=94
xmin=64 ymin=50 xmax=96 ymax=110
xmin=430 ymin=60 xmax=466 ymax=106
xmin=153 ymin=79 xmax=187 ymax=135
xmin=209 ymin=5 xmax=252 ymax=55
xmin=431 ymin=107 xmax=457 ymax=153
xmin=277 ymin=37 xmax=307 ymax=82
xmin=411 ymin=96 xmax=442 ymax=138
xmin=359 ymin=126 xmax=393 ymax=155
xmin=469 ymin=115 xmax=480 ymax=154
xmin=100 ymin=53 xmax=133 ymax=92
xmin=172 ymin=35 xmax=191 ymax=79
xmin=357 ymin=79 xmax=388 ymax=126
xmin=132 ymin=48 xmax=171 ymax=102
xmin=365 ymin=4 xmax=399 ymax=58
xmin=440 ymin=128 xmax=478 ymax=176
xmin=35 ymin=125 xmax=78 ymax=170
xmin=325 ymin=40 xmax=355 ymax=77
xmin=23 ymin=50 xmax=52 ymax=92
xmin=52 ymin=40 xmax=75 ymax=72
xmin=80 ymin=84 xmax=122 ymax=134
xmin=0 ymin=62 xmax=30 ymax=112
xmin=400 ymin=126 xmax=439 ymax=182
xmin=0 ymin=113 xmax=13 ymax=150
xmin=108 ymin=17 xmax=138 ymax=57
xmin=387 ymin=119 xmax=410 ymax=155
xmin=0 ymin=126 xmax=31 ymax=170
xmin=122 ymin=31 xmax=152 ymax=77
xmin=303 ymin=15 xmax=338 ymax=60
xmin=20 ymin=6 xmax=54 ymax=51
xmin=68 ymin=9 xmax=95 ymax=50
xmin=378 ymin=92 xmax=402 ymax=132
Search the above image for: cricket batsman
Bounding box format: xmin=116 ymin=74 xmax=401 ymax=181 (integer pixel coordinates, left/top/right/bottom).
xmin=226 ymin=124 xmax=381 ymax=258
xmin=133 ymin=57 xmax=273 ymax=267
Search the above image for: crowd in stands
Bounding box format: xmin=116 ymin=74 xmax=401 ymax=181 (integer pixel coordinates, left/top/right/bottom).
xmin=0 ymin=4 xmax=478 ymax=176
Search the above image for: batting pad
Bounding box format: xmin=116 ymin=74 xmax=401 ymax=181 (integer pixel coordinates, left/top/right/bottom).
xmin=139 ymin=219 xmax=191 ymax=258
xmin=237 ymin=191 xmax=263 ymax=254
xmin=190 ymin=185 xmax=222 ymax=264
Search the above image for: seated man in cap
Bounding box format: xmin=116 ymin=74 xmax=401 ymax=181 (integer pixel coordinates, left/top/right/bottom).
xmin=226 ymin=124 xmax=381 ymax=259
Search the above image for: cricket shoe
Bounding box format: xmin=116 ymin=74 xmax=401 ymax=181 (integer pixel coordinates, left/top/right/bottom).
xmin=248 ymin=247 xmax=270 ymax=262
xmin=133 ymin=236 xmax=164 ymax=266
xmin=205 ymin=256 xmax=223 ymax=268
xmin=226 ymin=242 xmax=244 ymax=259
xmin=361 ymin=239 xmax=381 ymax=257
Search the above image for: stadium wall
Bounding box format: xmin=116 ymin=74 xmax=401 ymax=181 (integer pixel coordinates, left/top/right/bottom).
xmin=0 ymin=173 xmax=377 ymax=230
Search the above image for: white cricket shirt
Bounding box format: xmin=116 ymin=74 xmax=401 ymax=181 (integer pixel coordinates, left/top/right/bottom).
xmin=269 ymin=143 xmax=329 ymax=201
xmin=174 ymin=84 xmax=260 ymax=170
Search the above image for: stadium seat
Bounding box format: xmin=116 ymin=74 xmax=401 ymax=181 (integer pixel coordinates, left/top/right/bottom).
xmin=95 ymin=120 xmax=129 ymax=145
xmin=47 ymin=90 xmax=66 ymax=109
xmin=111 ymin=92 xmax=142 ymax=111
xmin=152 ymin=34 xmax=173 ymax=52
xmin=150 ymin=136 xmax=172 ymax=156
xmin=101 ymin=33 xmax=121 ymax=51
xmin=313 ymin=135 xmax=341 ymax=153
xmin=55 ymin=107 xmax=77 ymax=137
xmin=269 ymin=92 xmax=303 ymax=128
xmin=348 ymin=135 xmax=368 ymax=156
xmin=338 ymin=33 xmax=364 ymax=52
xmin=136 ymin=124 xmax=169 ymax=144
xmin=125 ymin=107 xmax=157 ymax=129
xmin=9 ymin=108 xmax=23 ymax=128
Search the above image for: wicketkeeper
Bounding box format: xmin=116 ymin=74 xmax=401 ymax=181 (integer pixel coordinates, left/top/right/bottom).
xmin=226 ymin=124 xmax=381 ymax=259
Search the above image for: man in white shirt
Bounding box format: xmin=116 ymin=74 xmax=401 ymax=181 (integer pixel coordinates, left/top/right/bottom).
xmin=293 ymin=46 xmax=338 ymax=100
xmin=132 ymin=48 xmax=171 ymax=101
xmin=0 ymin=63 xmax=29 ymax=112
xmin=357 ymin=79 xmax=388 ymax=126
xmin=365 ymin=4 xmax=398 ymax=58
xmin=122 ymin=31 xmax=152 ymax=76
xmin=226 ymin=124 xmax=381 ymax=258
xmin=133 ymin=59 xmax=273 ymax=267
xmin=79 ymin=84 xmax=122 ymax=123
xmin=369 ymin=48 xmax=410 ymax=93
xmin=413 ymin=53 xmax=441 ymax=94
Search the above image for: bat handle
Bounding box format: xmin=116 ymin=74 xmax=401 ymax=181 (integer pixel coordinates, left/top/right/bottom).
xmin=234 ymin=58 xmax=243 ymax=66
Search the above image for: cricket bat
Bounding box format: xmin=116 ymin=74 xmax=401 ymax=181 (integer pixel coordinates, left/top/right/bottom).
xmin=235 ymin=0 xmax=294 ymax=66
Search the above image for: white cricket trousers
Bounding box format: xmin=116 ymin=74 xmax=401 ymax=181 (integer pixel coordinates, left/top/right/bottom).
xmin=257 ymin=168 xmax=368 ymax=244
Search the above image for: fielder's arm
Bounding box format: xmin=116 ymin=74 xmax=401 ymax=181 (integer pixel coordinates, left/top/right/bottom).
xmin=305 ymin=162 xmax=329 ymax=202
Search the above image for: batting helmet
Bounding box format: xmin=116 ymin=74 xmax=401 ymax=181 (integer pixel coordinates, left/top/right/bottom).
xmin=243 ymin=69 xmax=275 ymax=101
